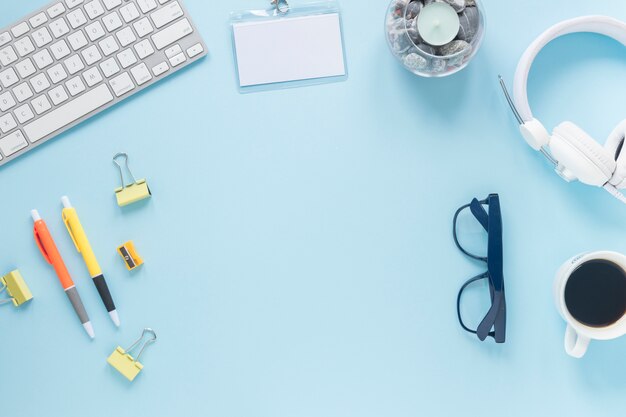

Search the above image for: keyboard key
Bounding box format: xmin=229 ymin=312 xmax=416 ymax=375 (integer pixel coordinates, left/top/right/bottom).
xmin=99 ymin=36 xmax=119 ymax=56
xmin=169 ymin=52 xmax=185 ymax=67
xmin=15 ymin=104 xmax=35 ymax=124
xmin=0 ymin=46 xmax=18 ymax=66
xmin=50 ymin=18 xmax=71 ymax=38
xmin=133 ymin=17 xmax=154 ymax=38
xmin=158 ymin=0 xmax=171 ymax=3
xmin=117 ymin=48 xmax=137 ymax=68
xmin=64 ymin=55 xmax=85 ymax=75
xmin=24 ymin=84 xmax=114 ymax=142
xmin=67 ymin=31 xmax=88 ymax=51
xmin=66 ymin=76 xmax=86 ymax=96
xmin=0 ymin=130 xmax=28 ymax=157
xmin=0 ymin=114 xmax=17 ymax=134
xmin=0 ymin=32 xmax=11 ymax=47
xmin=0 ymin=91 xmax=16 ymax=111
xmin=0 ymin=68 xmax=19 ymax=88
xmin=137 ymin=0 xmax=158 ymax=13
xmin=103 ymin=12 xmax=123 ymax=32
xmin=85 ymin=0 xmax=106 ymax=19
xmin=11 ymin=22 xmax=29 ymax=38
xmin=151 ymin=1 xmax=183 ymax=29
xmin=15 ymin=37 xmax=35 ymax=57
xmin=130 ymin=63 xmax=152 ymax=85
xmin=29 ymin=13 xmax=49 ymax=29
xmin=16 ymin=58 xmax=37 ymax=78
xmin=65 ymin=0 xmax=84 ymax=8
xmin=85 ymin=21 xmax=105 ymax=41
xmin=187 ymin=43 xmax=203 ymax=58
xmin=32 ymin=95 xmax=52 ymax=115
xmin=151 ymin=61 xmax=168 ymax=76
xmin=103 ymin=0 xmax=122 ymax=10
xmin=120 ymin=3 xmax=140 ymax=23
xmin=32 ymin=27 xmax=53 ymax=47
xmin=83 ymin=67 xmax=103 ymax=87
xmin=134 ymin=39 xmax=154 ymax=59
xmin=152 ymin=18 xmax=192 ymax=49
xmin=82 ymin=45 xmax=102 ymax=65
xmin=116 ymin=27 xmax=136 ymax=47
xmin=67 ymin=8 xmax=88 ymax=29
xmin=47 ymin=3 xmax=67 ymax=19
xmin=47 ymin=63 xmax=68 ymax=83
xmin=100 ymin=58 xmax=120 ymax=77
xmin=164 ymin=44 xmax=181 ymax=58
xmin=33 ymin=49 xmax=54 ymax=69
xmin=30 ymin=73 xmax=51 ymax=93
xmin=49 ymin=85 xmax=69 ymax=105
xmin=51 ymin=39 xmax=71 ymax=59
xmin=13 ymin=82 xmax=33 ymax=102
xmin=110 ymin=72 xmax=134 ymax=96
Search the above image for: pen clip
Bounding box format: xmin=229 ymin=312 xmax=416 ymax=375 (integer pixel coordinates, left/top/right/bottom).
xmin=33 ymin=227 xmax=52 ymax=265
xmin=62 ymin=210 xmax=81 ymax=253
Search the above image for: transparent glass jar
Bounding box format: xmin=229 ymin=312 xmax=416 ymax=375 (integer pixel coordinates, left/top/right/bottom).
xmin=385 ymin=0 xmax=486 ymax=77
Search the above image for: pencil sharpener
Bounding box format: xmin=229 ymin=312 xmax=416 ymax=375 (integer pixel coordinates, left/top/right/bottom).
xmin=117 ymin=241 xmax=144 ymax=271
xmin=385 ymin=0 xmax=486 ymax=77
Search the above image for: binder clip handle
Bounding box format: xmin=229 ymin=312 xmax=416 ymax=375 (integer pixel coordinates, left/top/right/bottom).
xmin=126 ymin=328 xmax=157 ymax=362
xmin=113 ymin=152 xmax=138 ymax=188
xmin=271 ymin=0 xmax=289 ymax=14
xmin=0 ymin=281 xmax=11 ymax=306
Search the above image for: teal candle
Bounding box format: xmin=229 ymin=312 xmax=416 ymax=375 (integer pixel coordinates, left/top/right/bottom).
xmin=417 ymin=2 xmax=460 ymax=47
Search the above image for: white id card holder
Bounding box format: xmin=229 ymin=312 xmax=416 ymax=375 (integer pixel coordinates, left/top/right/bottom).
xmin=230 ymin=1 xmax=348 ymax=93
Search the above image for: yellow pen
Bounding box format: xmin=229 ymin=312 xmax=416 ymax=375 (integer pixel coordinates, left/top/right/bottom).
xmin=61 ymin=196 xmax=120 ymax=327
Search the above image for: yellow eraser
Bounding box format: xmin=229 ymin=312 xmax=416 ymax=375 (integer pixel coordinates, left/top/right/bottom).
xmin=107 ymin=347 xmax=144 ymax=381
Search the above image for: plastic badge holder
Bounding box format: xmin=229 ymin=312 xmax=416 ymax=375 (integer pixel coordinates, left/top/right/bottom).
xmin=230 ymin=0 xmax=348 ymax=93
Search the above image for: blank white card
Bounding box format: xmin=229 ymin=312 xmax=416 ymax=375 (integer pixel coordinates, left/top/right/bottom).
xmin=232 ymin=13 xmax=346 ymax=87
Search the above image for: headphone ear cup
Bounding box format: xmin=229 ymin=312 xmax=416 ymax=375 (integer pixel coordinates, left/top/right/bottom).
xmin=550 ymin=122 xmax=616 ymax=186
xmin=605 ymin=120 xmax=626 ymax=188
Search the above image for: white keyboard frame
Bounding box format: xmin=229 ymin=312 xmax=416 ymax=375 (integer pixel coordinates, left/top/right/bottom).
xmin=0 ymin=0 xmax=207 ymax=167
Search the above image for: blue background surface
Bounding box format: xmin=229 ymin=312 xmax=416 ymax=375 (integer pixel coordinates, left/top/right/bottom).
xmin=2 ymin=0 xmax=626 ymax=416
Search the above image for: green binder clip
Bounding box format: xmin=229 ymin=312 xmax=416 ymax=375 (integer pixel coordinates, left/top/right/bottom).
xmin=0 ymin=270 xmax=33 ymax=307
xmin=113 ymin=152 xmax=151 ymax=207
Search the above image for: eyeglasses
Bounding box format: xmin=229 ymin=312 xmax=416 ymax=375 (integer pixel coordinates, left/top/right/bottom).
xmin=452 ymin=193 xmax=506 ymax=343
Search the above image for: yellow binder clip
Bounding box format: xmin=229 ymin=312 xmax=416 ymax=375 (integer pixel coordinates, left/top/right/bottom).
xmin=107 ymin=328 xmax=157 ymax=382
xmin=0 ymin=270 xmax=33 ymax=307
xmin=113 ymin=152 xmax=151 ymax=207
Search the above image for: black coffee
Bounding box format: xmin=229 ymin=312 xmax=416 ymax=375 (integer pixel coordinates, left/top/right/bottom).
xmin=564 ymin=260 xmax=626 ymax=327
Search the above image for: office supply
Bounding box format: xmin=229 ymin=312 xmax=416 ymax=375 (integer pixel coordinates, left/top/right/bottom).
xmin=113 ymin=152 xmax=151 ymax=206
xmin=0 ymin=270 xmax=33 ymax=307
xmin=231 ymin=1 xmax=347 ymax=92
xmin=0 ymin=0 xmax=207 ymax=167
xmin=31 ymin=209 xmax=94 ymax=338
xmin=117 ymin=241 xmax=143 ymax=271
xmin=555 ymin=251 xmax=626 ymax=358
xmin=499 ymin=16 xmax=626 ymax=204
xmin=107 ymin=328 xmax=156 ymax=381
xmin=61 ymin=196 xmax=120 ymax=327
xmin=452 ymin=193 xmax=505 ymax=343
xmin=385 ymin=0 xmax=484 ymax=76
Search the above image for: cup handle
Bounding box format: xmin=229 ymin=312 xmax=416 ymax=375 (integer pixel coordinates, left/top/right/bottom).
xmin=564 ymin=324 xmax=590 ymax=358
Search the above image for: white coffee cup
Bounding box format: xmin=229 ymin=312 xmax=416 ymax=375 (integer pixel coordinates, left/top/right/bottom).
xmin=554 ymin=251 xmax=626 ymax=358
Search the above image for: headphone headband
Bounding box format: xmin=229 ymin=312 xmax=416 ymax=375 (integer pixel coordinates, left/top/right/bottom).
xmin=513 ymin=15 xmax=626 ymax=122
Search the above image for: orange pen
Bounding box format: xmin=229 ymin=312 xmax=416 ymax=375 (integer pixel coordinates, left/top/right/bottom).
xmin=32 ymin=209 xmax=95 ymax=339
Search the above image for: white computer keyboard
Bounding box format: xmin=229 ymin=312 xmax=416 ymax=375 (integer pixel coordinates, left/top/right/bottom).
xmin=0 ymin=0 xmax=207 ymax=166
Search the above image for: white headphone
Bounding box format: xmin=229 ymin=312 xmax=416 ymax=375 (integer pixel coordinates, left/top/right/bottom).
xmin=500 ymin=15 xmax=626 ymax=204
